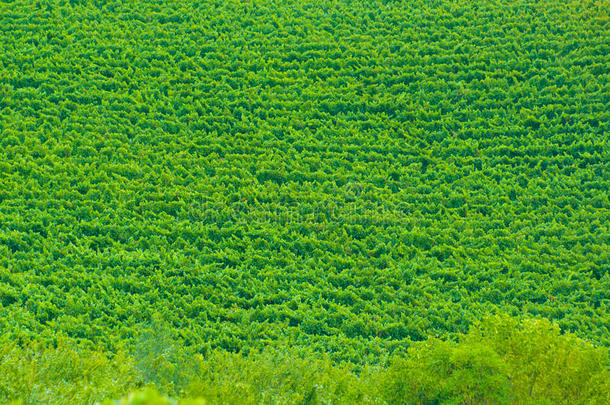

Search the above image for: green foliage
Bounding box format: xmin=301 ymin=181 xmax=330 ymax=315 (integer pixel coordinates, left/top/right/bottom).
xmin=378 ymin=316 xmax=609 ymax=404
xmin=100 ymin=388 xmax=176 ymax=405
xmin=100 ymin=388 xmax=207 ymax=405
xmin=0 ymin=0 xmax=608 ymax=399
xmin=467 ymin=316 xmax=610 ymax=404
xmin=382 ymin=340 xmax=511 ymax=404
xmin=0 ymin=341 xmax=137 ymax=404
xmin=186 ymin=350 xmax=371 ymax=404
xmin=1 ymin=317 xmax=608 ymax=404
xmin=0 ymin=0 xmax=608 ymax=362
xmin=134 ymin=316 xmax=196 ymax=395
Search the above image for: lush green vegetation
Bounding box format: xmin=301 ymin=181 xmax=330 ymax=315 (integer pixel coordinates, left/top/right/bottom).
xmin=2 ymin=317 xmax=609 ymax=404
xmin=0 ymin=0 xmax=608 ymax=402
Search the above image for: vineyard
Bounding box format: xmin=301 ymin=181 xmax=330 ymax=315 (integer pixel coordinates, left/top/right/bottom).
xmin=0 ymin=0 xmax=608 ymax=402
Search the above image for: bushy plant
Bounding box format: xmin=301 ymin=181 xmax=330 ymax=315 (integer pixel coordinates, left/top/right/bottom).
xmin=134 ymin=316 xmax=197 ymax=395
xmin=378 ymin=316 xmax=609 ymax=405
xmin=3 ymin=316 xmax=607 ymax=404
xmin=0 ymin=341 xmax=137 ymax=404
xmin=186 ymin=350 xmax=374 ymax=404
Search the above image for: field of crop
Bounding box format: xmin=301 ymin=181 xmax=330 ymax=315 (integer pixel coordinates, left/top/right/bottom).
xmin=0 ymin=0 xmax=608 ymax=400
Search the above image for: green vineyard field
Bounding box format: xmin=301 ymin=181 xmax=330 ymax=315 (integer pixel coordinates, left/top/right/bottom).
xmin=0 ymin=0 xmax=608 ymax=401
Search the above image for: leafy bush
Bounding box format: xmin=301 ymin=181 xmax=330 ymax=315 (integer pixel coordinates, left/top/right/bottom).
xmin=0 ymin=341 xmax=137 ymax=404
xmin=379 ymin=316 xmax=609 ymax=404
xmin=3 ymin=316 xmax=607 ymax=404
xmin=134 ymin=316 xmax=197 ymax=395
xmin=186 ymin=350 xmax=371 ymax=404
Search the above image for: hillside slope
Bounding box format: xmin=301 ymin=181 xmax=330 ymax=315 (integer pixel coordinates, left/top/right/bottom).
xmin=0 ymin=0 xmax=608 ymax=363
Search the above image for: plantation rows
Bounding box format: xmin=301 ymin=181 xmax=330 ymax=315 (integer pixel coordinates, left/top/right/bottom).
xmin=0 ymin=0 xmax=608 ymax=362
